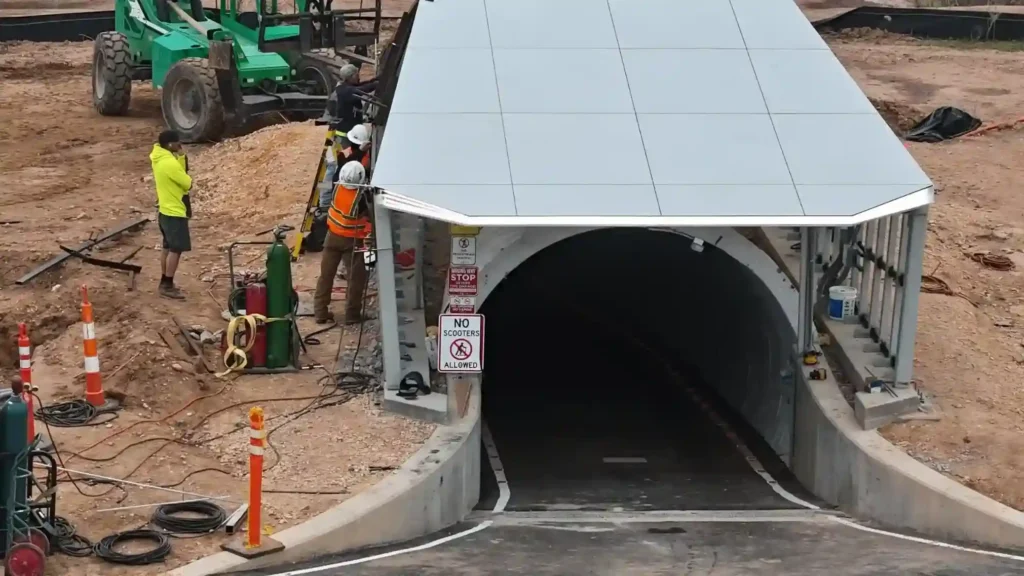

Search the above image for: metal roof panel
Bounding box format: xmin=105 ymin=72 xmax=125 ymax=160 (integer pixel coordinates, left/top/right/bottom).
xmin=638 ymin=114 xmax=792 ymax=185
xmin=372 ymin=0 xmax=934 ymax=225
xmin=622 ymin=49 xmax=767 ymax=114
xmin=493 ymin=49 xmax=634 ymax=114
xmin=772 ymin=114 xmax=931 ymax=186
xmin=514 ymin=185 xmax=661 ymax=217
xmin=391 ymin=48 xmax=500 ymax=114
xmin=406 ymin=0 xmax=490 ymax=48
xmin=372 ymin=114 xmax=511 ymax=185
xmin=797 ymin=185 xmax=929 ymax=217
xmin=731 ymin=0 xmax=830 ymax=50
xmin=656 ymin=185 xmax=804 ymax=217
xmin=749 ymin=49 xmax=876 ymax=114
xmin=608 ymin=0 xmax=745 ymax=49
xmin=484 ymin=0 xmax=618 ymax=48
xmin=503 ymin=114 xmax=652 ymax=185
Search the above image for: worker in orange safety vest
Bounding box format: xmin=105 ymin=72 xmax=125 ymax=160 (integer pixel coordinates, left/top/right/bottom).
xmin=313 ymin=160 xmax=371 ymax=325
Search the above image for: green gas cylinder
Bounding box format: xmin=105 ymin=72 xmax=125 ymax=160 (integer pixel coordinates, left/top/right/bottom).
xmin=0 ymin=385 xmax=29 ymax=550
xmin=265 ymin=227 xmax=294 ymax=368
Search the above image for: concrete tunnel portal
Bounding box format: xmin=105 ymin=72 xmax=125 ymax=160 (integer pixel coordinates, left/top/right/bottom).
xmin=473 ymin=226 xmax=817 ymax=512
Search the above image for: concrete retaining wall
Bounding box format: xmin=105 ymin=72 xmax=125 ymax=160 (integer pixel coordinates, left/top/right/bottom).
xmin=792 ymin=322 xmax=1024 ymax=550
xmin=171 ymin=377 xmax=482 ymax=576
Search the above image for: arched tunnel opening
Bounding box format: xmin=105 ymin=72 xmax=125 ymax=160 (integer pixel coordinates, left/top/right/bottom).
xmin=476 ymin=228 xmax=818 ymax=512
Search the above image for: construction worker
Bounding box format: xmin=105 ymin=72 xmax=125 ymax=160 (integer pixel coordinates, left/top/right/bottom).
xmin=324 ymin=124 xmax=372 ymax=280
xmin=151 ymin=130 xmax=192 ymax=300
xmin=327 ymin=64 xmax=378 ymax=137
xmin=314 ymin=160 xmax=371 ymax=325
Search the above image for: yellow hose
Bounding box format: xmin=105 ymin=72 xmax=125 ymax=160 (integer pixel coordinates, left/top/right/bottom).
xmin=218 ymin=314 xmax=290 ymax=378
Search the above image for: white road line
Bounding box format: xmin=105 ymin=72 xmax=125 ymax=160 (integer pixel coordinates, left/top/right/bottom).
xmin=481 ymin=420 xmax=511 ymax=513
xmin=676 ymin=383 xmax=820 ymax=511
xmin=267 ymin=521 xmax=494 ymax=576
xmin=829 ymin=516 xmax=1024 ymax=562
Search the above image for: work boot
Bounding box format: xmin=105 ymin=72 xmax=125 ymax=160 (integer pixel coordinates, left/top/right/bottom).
xmin=315 ymin=311 xmax=335 ymax=325
xmin=159 ymin=284 xmax=185 ymax=300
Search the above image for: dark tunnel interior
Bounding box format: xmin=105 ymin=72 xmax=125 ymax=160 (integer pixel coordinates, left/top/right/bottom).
xmin=476 ymin=228 xmax=812 ymax=512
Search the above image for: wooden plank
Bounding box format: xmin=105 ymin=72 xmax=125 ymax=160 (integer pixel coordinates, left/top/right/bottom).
xmin=173 ymin=317 xmax=215 ymax=374
xmin=159 ymin=328 xmax=192 ymax=363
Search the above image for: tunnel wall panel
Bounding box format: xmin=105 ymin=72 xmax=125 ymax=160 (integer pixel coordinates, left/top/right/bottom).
xmin=473 ymin=226 xmax=801 ymax=464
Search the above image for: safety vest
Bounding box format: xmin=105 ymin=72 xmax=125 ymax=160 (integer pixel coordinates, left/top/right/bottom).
xmin=327 ymin=183 xmax=371 ymax=238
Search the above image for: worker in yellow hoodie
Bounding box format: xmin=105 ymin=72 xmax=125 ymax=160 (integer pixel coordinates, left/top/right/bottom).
xmin=150 ymin=130 xmax=192 ymax=300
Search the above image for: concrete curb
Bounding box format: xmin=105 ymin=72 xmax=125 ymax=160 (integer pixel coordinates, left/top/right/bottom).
xmin=169 ymin=378 xmax=482 ymax=576
xmin=792 ymin=359 xmax=1024 ymax=550
xmin=750 ymin=228 xmax=1024 ymax=549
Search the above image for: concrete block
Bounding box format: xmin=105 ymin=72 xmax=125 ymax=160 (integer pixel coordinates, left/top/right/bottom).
xmin=854 ymin=388 xmax=919 ymax=429
xmin=383 ymin=387 xmax=449 ymax=424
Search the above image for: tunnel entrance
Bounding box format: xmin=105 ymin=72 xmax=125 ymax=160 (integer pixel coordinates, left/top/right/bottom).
xmin=475 ymin=228 xmax=817 ymax=512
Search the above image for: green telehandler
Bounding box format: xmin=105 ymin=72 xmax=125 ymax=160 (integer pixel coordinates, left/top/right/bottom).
xmin=92 ymin=0 xmax=381 ymax=142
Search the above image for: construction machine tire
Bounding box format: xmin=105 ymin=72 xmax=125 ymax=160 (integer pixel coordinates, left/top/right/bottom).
xmin=92 ymin=31 xmax=133 ymax=116
xmin=161 ymin=58 xmax=226 ymax=143
xmin=287 ymin=49 xmax=352 ymax=121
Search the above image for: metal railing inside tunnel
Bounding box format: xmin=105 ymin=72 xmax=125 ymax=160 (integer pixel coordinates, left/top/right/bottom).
xmin=797 ymin=207 xmax=929 ymax=387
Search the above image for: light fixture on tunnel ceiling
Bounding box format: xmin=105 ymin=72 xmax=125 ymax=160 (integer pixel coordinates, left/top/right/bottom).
xmin=690 ymin=238 xmax=705 ymax=253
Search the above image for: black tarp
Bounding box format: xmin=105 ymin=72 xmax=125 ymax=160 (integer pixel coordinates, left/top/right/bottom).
xmin=813 ymin=7 xmax=1024 ymax=42
xmin=905 ymin=107 xmax=982 ymax=143
xmin=0 ymin=11 xmax=114 ymax=42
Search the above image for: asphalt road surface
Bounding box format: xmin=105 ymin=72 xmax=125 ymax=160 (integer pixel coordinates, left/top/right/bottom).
xmin=237 ymin=513 xmax=1024 ymax=576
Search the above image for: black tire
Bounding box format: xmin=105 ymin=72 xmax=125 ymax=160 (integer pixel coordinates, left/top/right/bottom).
xmin=287 ymin=49 xmax=352 ymax=121
xmin=92 ymin=31 xmax=132 ymax=116
xmin=161 ymin=57 xmax=226 ymax=143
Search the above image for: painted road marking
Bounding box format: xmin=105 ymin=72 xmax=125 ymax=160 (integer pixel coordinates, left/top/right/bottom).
xmin=603 ymin=457 xmax=648 ymax=464
xmin=482 ymin=421 xmax=510 ymax=514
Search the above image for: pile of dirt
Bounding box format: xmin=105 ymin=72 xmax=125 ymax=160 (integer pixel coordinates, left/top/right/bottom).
xmin=870 ymin=97 xmax=923 ymax=133
xmin=822 ymin=27 xmax=921 ymax=43
xmin=190 ymin=121 xmax=326 ymax=223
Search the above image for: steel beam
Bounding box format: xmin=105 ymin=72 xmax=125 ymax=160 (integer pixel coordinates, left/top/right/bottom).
xmin=373 ymin=197 xmax=402 ymax=390
xmin=797 ymin=227 xmax=816 ymax=354
xmin=16 ymin=217 xmax=150 ymax=285
xmin=894 ymin=206 xmax=928 ymax=386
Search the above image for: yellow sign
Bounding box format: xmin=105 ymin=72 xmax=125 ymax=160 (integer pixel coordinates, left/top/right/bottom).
xmin=450 ymin=225 xmax=481 ymax=236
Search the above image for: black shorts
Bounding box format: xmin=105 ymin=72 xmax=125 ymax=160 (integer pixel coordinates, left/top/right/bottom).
xmin=159 ymin=214 xmax=191 ymax=253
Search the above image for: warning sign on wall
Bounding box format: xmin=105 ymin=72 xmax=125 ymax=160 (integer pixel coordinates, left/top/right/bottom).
xmin=449 ymin=295 xmax=476 ymax=313
xmin=438 ymin=314 xmax=484 ymax=373
xmin=448 ymin=266 xmax=478 ymax=296
xmin=451 ymin=236 xmax=477 ymax=266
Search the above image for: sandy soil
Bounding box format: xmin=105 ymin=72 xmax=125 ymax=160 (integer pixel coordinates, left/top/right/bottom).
xmin=0 ymin=7 xmax=430 ymax=573
xmin=802 ymin=6 xmax=1024 ymax=511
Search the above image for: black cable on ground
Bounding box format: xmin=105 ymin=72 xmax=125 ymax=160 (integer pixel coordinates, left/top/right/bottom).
xmin=152 ymin=501 xmax=226 ymax=535
xmin=302 ymin=321 xmax=337 ymax=346
xmin=35 ymin=399 xmax=118 ymax=427
xmin=52 ymin=516 xmax=93 ymax=557
xmin=93 ymin=529 xmax=171 ymax=565
xmin=31 ymin=393 xmax=128 ymax=500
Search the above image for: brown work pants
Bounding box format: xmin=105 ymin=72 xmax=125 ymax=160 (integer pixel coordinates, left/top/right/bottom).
xmin=313 ymin=232 xmax=366 ymax=321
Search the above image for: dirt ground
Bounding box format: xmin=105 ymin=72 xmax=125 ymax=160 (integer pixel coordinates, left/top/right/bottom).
xmin=0 ymin=1 xmax=428 ymax=573
xmin=796 ymin=0 xmax=1024 ymax=512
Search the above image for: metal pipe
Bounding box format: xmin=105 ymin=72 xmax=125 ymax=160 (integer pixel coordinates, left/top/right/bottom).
xmin=373 ymin=197 xmax=402 ymax=390
xmin=858 ymin=219 xmax=877 ymax=326
xmin=890 ymin=212 xmax=910 ymax=359
xmin=878 ymin=214 xmax=902 ymax=354
xmin=894 ymin=207 xmax=928 ymax=386
xmin=868 ymin=218 xmax=887 ymax=335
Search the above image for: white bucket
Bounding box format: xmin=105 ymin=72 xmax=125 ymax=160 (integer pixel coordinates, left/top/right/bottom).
xmin=828 ymin=286 xmax=858 ymax=320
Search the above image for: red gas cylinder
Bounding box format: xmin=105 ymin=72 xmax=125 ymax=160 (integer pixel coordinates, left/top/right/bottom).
xmin=246 ymin=283 xmax=268 ymax=368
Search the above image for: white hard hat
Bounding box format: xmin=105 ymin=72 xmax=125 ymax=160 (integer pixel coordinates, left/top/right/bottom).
xmin=347 ymin=124 xmax=371 ymax=146
xmin=338 ymin=160 xmax=366 ymax=189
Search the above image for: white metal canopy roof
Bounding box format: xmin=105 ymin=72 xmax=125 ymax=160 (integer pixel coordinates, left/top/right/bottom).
xmin=371 ymin=0 xmax=933 ymax=227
